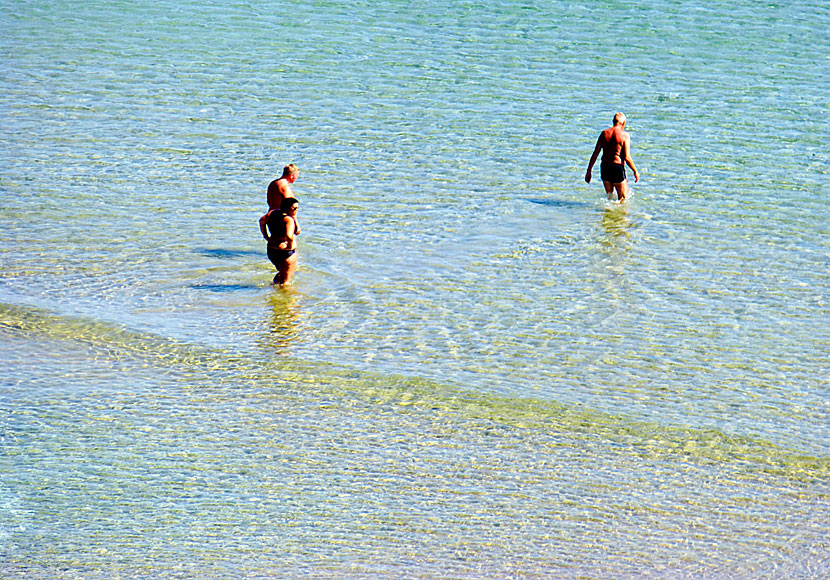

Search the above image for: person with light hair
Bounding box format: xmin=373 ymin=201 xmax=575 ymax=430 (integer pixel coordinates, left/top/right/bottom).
xmin=585 ymin=113 xmax=640 ymax=202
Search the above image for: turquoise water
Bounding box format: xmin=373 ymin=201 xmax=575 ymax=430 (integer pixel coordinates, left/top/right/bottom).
xmin=2 ymin=0 xmax=828 ymax=577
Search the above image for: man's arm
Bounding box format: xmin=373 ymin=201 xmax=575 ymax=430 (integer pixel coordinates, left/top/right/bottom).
xmin=278 ymin=180 xmax=293 ymax=200
xmin=280 ymin=180 xmax=299 ymax=234
xmin=585 ymin=135 xmax=603 ymax=183
xmin=622 ymin=136 xmax=639 ymax=183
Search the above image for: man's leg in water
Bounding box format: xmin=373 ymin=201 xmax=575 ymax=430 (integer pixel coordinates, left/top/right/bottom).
xmin=604 ymin=180 xmax=628 ymax=202
xmin=603 ymin=180 xmax=616 ymax=201
xmin=616 ymin=179 xmax=629 ymax=201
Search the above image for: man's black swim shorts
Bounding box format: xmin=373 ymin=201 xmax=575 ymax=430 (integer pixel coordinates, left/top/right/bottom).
xmin=600 ymin=162 xmax=626 ymax=183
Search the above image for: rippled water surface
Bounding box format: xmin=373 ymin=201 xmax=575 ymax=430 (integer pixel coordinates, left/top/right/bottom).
xmin=2 ymin=0 xmax=829 ymax=578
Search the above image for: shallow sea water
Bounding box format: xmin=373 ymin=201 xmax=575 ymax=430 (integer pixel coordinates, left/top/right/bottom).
xmin=1 ymin=0 xmax=829 ymax=578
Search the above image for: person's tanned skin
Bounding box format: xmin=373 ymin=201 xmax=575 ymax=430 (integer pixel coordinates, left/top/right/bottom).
xmin=585 ymin=113 xmax=640 ymax=202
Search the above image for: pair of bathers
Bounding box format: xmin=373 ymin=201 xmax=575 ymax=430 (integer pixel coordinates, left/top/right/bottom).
xmin=267 ymin=247 xmax=295 ymax=265
xmin=600 ymin=162 xmax=626 ymax=184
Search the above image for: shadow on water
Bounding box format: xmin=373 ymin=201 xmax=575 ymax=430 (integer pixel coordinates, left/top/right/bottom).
xmin=195 ymin=248 xmax=261 ymax=259
xmin=191 ymin=283 xmax=260 ymax=292
xmin=526 ymin=197 xmax=589 ymax=209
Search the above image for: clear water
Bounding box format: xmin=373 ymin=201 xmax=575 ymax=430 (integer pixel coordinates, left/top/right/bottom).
xmin=2 ymin=0 xmax=828 ymax=577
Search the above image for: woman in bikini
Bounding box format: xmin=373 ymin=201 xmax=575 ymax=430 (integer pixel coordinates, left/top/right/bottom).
xmin=259 ymin=197 xmax=300 ymax=286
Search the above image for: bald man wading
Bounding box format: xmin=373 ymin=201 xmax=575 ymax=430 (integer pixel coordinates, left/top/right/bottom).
xmin=585 ymin=112 xmax=640 ymax=202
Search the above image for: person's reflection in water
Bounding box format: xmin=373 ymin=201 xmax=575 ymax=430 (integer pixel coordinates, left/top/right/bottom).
xmin=260 ymin=290 xmax=301 ymax=354
xmin=601 ymin=204 xmax=633 ymax=245
xmin=594 ymin=204 xmax=635 ymax=309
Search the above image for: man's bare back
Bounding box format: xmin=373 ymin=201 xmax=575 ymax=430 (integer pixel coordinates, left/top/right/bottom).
xmin=585 ymin=113 xmax=640 ymax=202
xmin=267 ymin=163 xmax=299 ymax=211
xmin=600 ymin=125 xmax=627 ymax=166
